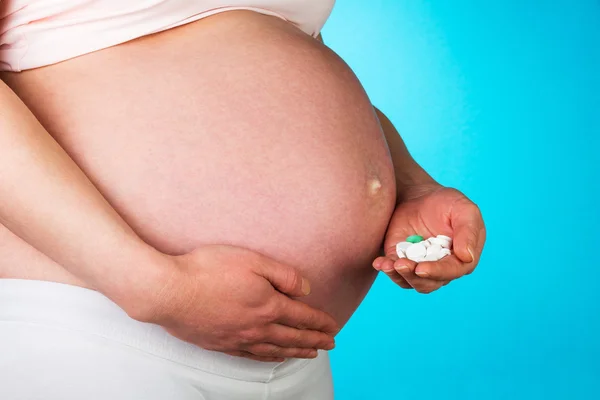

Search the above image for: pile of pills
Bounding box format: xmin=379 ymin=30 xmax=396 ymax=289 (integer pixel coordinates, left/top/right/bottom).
xmin=396 ymin=234 xmax=453 ymax=262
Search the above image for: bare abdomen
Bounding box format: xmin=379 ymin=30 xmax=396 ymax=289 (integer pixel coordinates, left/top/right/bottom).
xmin=0 ymin=11 xmax=396 ymax=326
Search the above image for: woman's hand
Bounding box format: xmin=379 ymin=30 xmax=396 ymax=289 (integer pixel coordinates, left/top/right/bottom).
xmin=129 ymin=245 xmax=339 ymax=363
xmin=373 ymin=184 xmax=486 ymax=293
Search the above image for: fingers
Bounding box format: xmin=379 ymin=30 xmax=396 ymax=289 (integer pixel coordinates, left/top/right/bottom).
xmin=412 ymin=200 xmax=485 ymax=281
xmin=264 ymin=324 xmax=335 ymax=350
xmin=244 ymin=343 xmax=318 ymax=359
xmin=413 ymin=255 xmax=470 ymax=282
xmin=225 ymin=351 xmax=285 ymax=363
xmin=451 ymin=200 xmax=485 ymax=265
xmin=383 ymin=243 xmax=400 ymax=260
xmin=373 ymin=256 xmax=412 ymax=289
xmin=383 ymin=269 xmax=412 ymax=289
xmin=226 ymin=322 xmax=334 ymax=362
xmin=257 ymin=262 xmax=311 ymax=298
xmin=393 ymin=259 xmax=448 ymax=294
xmin=274 ymin=293 xmax=339 ymax=335
xmin=373 ymin=256 xmax=394 ymax=272
xmin=390 ymin=259 xmax=419 ymax=290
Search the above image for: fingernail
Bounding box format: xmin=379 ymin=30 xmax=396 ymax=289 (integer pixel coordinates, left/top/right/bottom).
xmin=302 ymin=278 xmax=311 ymax=295
xmin=415 ymin=270 xmax=429 ymax=278
xmin=467 ymin=246 xmax=475 ymax=263
xmin=325 ymin=342 xmax=335 ymax=350
xmin=396 ymin=265 xmax=409 ymax=274
xmin=382 ymin=264 xmax=394 ymax=272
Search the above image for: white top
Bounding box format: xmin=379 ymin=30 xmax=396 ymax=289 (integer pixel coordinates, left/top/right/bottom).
xmin=0 ymin=0 xmax=336 ymax=72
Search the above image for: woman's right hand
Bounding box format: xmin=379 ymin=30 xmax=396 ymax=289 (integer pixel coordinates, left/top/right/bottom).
xmin=130 ymin=244 xmax=339 ymax=362
xmin=0 ymin=82 xmax=337 ymax=362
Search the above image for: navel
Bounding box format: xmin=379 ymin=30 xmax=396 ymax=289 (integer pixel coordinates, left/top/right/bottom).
xmin=367 ymin=177 xmax=382 ymax=196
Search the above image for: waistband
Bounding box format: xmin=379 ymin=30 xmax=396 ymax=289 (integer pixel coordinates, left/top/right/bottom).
xmin=0 ymin=278 xmax=312 ymax=382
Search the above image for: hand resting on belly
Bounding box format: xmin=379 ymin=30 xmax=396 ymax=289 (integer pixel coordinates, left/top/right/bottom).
xmin=0 ymin=77 xmax=339 ymax=363
xmin=0 ymin=11 xmax=397 ymax=361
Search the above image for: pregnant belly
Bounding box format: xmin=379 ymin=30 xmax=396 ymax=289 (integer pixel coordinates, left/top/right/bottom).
xmin=1 ymin=11 xmax=396 ymax=326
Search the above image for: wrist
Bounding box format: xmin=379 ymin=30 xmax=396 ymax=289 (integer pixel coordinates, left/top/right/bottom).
xmin=123 ymin=250 xmax=204 ymax=325
xmin=97 ymin=242 xmax=177 ymax=320
xmin=394 ymin=166 xmax=440 ymax=203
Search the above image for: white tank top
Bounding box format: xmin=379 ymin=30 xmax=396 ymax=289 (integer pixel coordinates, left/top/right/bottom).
xmin=0 ymin=0 xmax=336 ymax=72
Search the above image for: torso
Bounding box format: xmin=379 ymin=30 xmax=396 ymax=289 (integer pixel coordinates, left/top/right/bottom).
xmin=0 ymin=11 xmax=396 ymax=327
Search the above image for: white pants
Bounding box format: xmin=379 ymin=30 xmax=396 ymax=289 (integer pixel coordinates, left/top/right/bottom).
xmin=0 ymin=279 xmax=334 ymax=400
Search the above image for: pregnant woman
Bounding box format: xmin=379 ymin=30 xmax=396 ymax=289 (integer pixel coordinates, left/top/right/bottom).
xmin=0 ymin=1 xmax=485 ymax=399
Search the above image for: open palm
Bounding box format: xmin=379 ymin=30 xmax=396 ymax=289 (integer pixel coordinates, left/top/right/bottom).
xmin=373 ymin=185 xmax=486 ymax=293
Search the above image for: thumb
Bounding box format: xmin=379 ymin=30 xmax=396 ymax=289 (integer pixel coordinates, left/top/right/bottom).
xmin=451 ymin=202 xmax=483 ymax=264
xmin=256 ymin=262 xmax=311 ymax=297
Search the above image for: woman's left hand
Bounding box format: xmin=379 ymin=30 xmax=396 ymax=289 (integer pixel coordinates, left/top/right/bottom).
xmin=373 ymin=184 xmax=486 ymax=293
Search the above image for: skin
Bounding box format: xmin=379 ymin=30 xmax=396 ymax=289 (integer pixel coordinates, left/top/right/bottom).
xmin=0 ymin=79 xmax=339 ymax=363
xmin=316 ymin=34 xmax=486 ymax=292
xmin=0 ymin=11 xmax=485 ymax=365
xmin=1 ymin=12 xmax=394 ymax=362
xmin=373 ymin=185 xmax=486 ymax=293
xmin=371 ymin=109 xmax=486 ymax=293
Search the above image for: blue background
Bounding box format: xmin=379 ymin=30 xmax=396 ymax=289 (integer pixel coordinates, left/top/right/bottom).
xmin=323 ymin=1 xmax=600 ymax=399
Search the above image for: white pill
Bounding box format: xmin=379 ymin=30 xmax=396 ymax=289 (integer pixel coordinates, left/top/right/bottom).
xmin=396 ymin=242 xmax=412 ymax=251
xmin=439 ymin=248 xmax=451 ymax=259
xmin=396 ymin=242 xmax=411 ymax=258
xmin=429 ymin=237 xmax=445 ymax=246
xmin=426 ymin=244 xmax=443 ymax=257
xmin=424 ymin=254 xmax=439 ymax=261
xmin=395 ymin=246 xmax=405 ymax=256
xmin=430 ymin=237 xmax=451 ymax=248
xmin=437 ymin=235 xmax=453 ymax=248
xmin=405 ymin=243 xmax=427 ymax=261
xmin=421 ymin=240 xmax=431 ymax=248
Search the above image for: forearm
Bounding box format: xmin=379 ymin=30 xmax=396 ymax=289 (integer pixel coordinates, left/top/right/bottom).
xmin=374 ymin=107 xmax=439 ymax=201
xmin=0 ymin=81 xmax=166 ymax=309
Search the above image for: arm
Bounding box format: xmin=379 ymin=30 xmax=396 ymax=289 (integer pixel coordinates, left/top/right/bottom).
xmin=0 ymin=80 xmax=167 ymax=309
xmin=373 ymin=107 xmax=440 ymax=201
xmin=374 ymin=107 xmax=485 ymax=292
xmin=315 ymin=34 xmax=484 ymax=292
xmin=313 ymin=34 xmax=437 ymax=199
xmin=0 ymin=80 xmax=338 ymax=359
